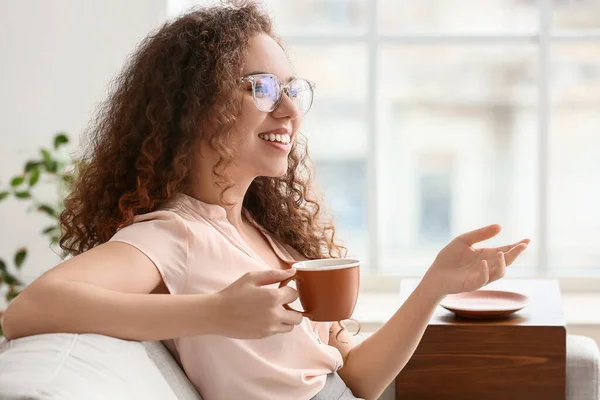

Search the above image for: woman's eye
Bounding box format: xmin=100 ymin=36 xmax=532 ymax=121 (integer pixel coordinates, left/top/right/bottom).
xmin=255 ymin=85 xmax=268 ymax=98
xmin=287 ymin=86 xmax=303 ymax=98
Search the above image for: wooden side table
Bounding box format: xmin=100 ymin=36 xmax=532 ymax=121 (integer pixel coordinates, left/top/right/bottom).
xmin=395 ymin=279 xmax=567 ymax=400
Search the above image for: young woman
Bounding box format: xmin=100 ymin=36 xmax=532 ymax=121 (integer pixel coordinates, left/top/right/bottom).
xmin=1 ymin=3 xmax=529 ymax=400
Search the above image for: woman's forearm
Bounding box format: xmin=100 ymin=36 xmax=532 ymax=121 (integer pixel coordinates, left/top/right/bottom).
xmin=338 ymin=277 xmax=444 ymax=400
xmin=1 ymin=279 xmax=221 ymax=341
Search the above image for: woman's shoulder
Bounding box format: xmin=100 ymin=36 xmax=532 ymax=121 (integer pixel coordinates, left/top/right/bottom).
xmin=113 ymin=197 xmax=214 ymax=243
xmin=129 ymin=194 xmax=212 ymax=227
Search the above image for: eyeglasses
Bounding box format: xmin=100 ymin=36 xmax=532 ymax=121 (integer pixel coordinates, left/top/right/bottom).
xmin=240 ymin=73 xmax=316 ymax=115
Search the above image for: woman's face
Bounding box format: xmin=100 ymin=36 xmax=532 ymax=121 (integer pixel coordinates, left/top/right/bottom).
xmin=227 ymin=33 xmax=303 ymax=178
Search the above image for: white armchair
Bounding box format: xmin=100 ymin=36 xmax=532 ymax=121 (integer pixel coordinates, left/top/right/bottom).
xmin=0 ymin=333 xmax=597 ymax=400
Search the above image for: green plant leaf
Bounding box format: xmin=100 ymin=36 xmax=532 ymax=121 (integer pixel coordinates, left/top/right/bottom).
xmin=10 ymin=176 xmax=25 ymax=187
xmin=40 ymin=149 xmax=55 ymax=171
xmin=54 ymin=133 xmax=69 ymax=149
xmin=42 ymin=225 xmax=57 ymax=234
xmin=0 ymin=259 xmax=6 ymax=273
xmin=14 ymin=248 xmax=27 ymax=269
xmin=38 ymin=204 xmax=56 ymax=217
xmin=14 ymin=191 xmax=31 ymax=199
xmin=41 ymin=149 xmax=52 ymax=161
xmin=3 ymin=274 xmax=17 ymax=285
xmin=0 ymin=191 xmax=9 ymax=201
xmin=3 ymin=271 xmax=23 ymax=286
xmin=47 ymin=161 xmax=58 ymax=173
xmin=24 ymin=161 xmax=41 ymax=173
xmin=28 ymin=167 xmax=41 ymax=186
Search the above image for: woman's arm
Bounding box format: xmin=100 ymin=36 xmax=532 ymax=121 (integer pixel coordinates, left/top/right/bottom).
xmin=1 ymin=242 xmax=302 ymax=341
xmin=1 ymin=242 xmax=223 ymax=340
xmin=333 ymin=278 xmax=443 ymax=400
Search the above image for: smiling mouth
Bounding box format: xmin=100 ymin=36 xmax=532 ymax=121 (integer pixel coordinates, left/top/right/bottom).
xmin=258 ymin=132 xmax=291 ymax=144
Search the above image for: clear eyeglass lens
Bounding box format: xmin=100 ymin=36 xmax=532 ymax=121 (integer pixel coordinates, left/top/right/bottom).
xmin=253 ymin=75 xmax=281 ymax=112
xmin=288 ymin=79 xmax=313 ymax=115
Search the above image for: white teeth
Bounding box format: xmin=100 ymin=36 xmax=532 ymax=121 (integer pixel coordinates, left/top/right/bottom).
xmin=259 ymin=133 xmax=291 ymax=144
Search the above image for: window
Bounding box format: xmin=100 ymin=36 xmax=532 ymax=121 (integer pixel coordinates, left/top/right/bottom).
xmin=417 ymin=154 xmax=453 ymax=246
xmin=168 ymin=0 xmax=600 ymax=278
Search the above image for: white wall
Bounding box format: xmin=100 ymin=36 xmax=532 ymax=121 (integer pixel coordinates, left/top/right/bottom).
xmin=0 ymin=0 xmax=166 ymax=290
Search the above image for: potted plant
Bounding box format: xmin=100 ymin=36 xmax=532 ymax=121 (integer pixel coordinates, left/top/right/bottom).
xmin=0 ymin=133 xmax=74 ymax=336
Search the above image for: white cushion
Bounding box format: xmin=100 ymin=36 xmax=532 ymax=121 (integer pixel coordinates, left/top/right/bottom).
xmin=0 ymin=333 xmax=193 ymax=400
xmin=567 ymin=335 xmax=600 ymax=400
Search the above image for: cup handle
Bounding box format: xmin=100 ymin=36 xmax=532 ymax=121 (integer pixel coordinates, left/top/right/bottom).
xmin=278 ymin=275 xmax=311 ymax=319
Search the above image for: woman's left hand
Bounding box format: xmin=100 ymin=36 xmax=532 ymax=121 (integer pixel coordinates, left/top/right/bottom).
xmin=422 ymin=224 xmax=530 ymax=297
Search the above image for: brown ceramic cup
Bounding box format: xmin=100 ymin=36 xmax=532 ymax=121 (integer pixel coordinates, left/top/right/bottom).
xmin=278 ymin=258 xmax=360 ymax=322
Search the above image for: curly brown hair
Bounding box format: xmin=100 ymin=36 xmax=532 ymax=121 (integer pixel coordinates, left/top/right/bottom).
xmin=59 ymin=1 xmax=346 ymax=261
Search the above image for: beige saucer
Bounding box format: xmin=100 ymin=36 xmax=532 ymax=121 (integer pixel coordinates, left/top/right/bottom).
xmin=440 ymin=290 xmax=530 ymax=319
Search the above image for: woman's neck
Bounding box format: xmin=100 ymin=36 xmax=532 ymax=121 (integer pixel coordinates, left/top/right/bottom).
xmin=189 ymin=141 xmax=258 ymax=230
xmin=187 ymin=175 xmax=255 ymax=232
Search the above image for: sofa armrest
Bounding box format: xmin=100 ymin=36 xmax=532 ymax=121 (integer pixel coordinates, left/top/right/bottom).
xmin=567 ymin=334 xmax=600 ymax=400
xmin=0 ymin=334 xmax=184 ymax=400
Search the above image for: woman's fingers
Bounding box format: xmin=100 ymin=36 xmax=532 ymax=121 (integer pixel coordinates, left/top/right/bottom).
xmin=488 ymin=245 xmax=526 ymax=280
xmin=278 ymin=323 xmax=296 ymax=334
xmin=482 ymin=241 xmax=528 ymax=270
xmin=277 ymin=286 xmax=299 ymax=305
xmin=489 ymin=251 xmax=507 ymax=281
xmin=457 ymin=224 xmax=502 ymax=246
xmin=279 ymin=309 xmax=304 ymax=326
xmin=496 ymin=238 xmax=531 ymax=253
xmin=503 ymin=243 xmax=528 ymax=266
xmin=479 ymin=259 xmax=490 ymax=287
xmin=278 ymin=310 xmax=304 ymax=334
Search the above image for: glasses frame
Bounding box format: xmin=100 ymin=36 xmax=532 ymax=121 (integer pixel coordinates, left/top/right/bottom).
xmin=239 ymin=73 xmax=316 ymax=115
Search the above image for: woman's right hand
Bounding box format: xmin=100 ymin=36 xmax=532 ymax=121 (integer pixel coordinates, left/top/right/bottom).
xmin=213 ymin=268 xmax=304 ymax=339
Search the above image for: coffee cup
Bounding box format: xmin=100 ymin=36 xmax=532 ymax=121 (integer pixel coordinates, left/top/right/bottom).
xmin=279 ymin=258 xmax=360 ymax=322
